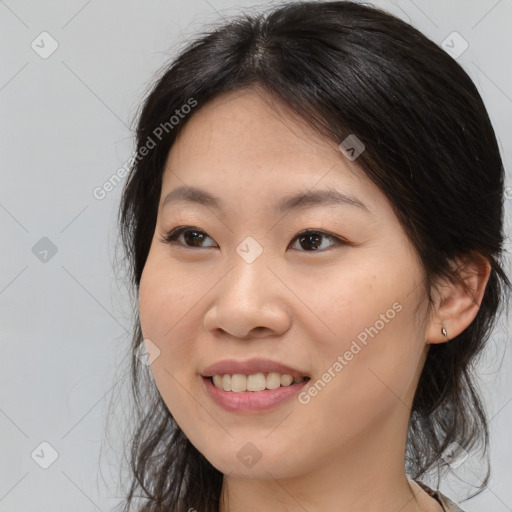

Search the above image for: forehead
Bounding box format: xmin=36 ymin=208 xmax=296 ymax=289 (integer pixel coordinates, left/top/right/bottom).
xmin=160 ymin=88 xmax=390 ymax=220
xmin=175 ymin=90 xmax=332 ymax=158
xmin=164 ymin=89 xmax=357 ymax=180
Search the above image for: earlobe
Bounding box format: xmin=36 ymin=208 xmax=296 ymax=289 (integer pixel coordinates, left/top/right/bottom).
xmin=426 ymin=253 xmax=492 ymax=344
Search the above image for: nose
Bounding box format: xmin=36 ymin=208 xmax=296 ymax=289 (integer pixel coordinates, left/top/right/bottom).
xmin=203 ymin=253 xmax=292 ymax=340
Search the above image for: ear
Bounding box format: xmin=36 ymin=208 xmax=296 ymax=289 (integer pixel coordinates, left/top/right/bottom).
xmin=426 ymin=253 xmax=492 ymax=344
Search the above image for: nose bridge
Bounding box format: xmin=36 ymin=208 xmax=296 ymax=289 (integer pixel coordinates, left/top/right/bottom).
xmin=225 ymin=235 xmax=272 ymax=301
xmin=235 ymin=234 xmax=266 ymax=266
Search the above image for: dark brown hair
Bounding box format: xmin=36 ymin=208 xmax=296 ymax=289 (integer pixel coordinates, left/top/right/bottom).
xmin=110 ymin=2 xmax=511 ymax=510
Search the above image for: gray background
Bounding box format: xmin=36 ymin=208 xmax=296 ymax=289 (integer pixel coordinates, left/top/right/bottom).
xmin=0 ymin=0 xmax=511 ymax=511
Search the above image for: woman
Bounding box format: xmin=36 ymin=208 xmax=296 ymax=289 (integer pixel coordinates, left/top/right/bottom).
xmin=114 ymin=1 xmax=511 ymax=511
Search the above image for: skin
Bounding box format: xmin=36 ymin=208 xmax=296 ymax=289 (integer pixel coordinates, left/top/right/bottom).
xmin=138 ymin=87 xmax=491 ymax=512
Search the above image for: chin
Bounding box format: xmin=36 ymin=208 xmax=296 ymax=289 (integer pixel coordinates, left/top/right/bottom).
xmin=203 ymin=446 xmax=306 ymax=480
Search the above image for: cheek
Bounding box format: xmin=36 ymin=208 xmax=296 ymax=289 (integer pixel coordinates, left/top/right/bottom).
xmin=137 ymin=254 xmax=206 ymax=420
xmin=305 ymin=267 xmax=425 ymax=414
xmin=138 ymin=256 xmax=162 ymax=339
xmin=313 ymin=253 xmax=424 ymax=354
xmin=138 ymin=253 xmax=191 ymax=342
xmin=302 ymin=268 xmax=388 ymax=359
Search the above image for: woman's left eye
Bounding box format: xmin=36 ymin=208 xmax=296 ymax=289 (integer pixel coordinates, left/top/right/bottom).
xmin=290 ymin=230 xmax=344 ymax=251
xmin=160 ymin=227 xmax=347 ymax=252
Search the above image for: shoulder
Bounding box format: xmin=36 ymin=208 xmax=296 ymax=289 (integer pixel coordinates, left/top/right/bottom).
xmin=414 ymin=480 xmax=466 ymax=512
xmin=437 ymin=491 xmax=466 ymax=512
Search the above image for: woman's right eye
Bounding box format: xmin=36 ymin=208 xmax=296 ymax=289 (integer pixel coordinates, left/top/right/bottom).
xmin=160 ymin=226 xmax=218 ymax=248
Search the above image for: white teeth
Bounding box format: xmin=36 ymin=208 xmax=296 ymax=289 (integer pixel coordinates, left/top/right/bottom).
xmin=280 ymin=374 xmax=293 ymax=386
xmin=222 ymin=374 xmax=231 ymax=391
xmin=210 ymin=372 xmax=307 ymax=392
xmin=247 ymin=373 xmax=266 ymax=391
xmin=266 ymin=372 xmax=281 ymax=390
xmin=231 ymin=374 xmax=246 ymax=392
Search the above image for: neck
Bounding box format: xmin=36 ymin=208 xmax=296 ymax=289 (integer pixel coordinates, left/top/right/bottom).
xmin=219 ymin=407 xmax=428 ymax=512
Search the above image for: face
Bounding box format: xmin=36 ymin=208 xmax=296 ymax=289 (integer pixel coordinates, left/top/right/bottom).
xmin=138 ymin=88 xmax=432 ymax=480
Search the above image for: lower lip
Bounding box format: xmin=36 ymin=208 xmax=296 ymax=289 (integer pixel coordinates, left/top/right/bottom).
xmin=202 ymin=376 xmax=309 ymax=413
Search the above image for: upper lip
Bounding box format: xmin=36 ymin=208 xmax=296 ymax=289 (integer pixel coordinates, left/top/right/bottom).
xmin=201 ymin=358 xmax=309 ymax=379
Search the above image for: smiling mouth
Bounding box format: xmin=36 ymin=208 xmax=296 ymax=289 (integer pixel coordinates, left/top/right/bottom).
xmin=206 ymin=373 xmax=310 ymax=392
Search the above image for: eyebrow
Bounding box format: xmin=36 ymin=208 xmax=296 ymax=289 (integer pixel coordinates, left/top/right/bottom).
xmin=161 ymin=185 xmax=371 ymax=215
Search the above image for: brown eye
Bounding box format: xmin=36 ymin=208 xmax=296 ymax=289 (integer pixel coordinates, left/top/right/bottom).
xmin=290 ymin=230 xmax=342 ymax=252
xmin=161 ymin=227 xmax=217 ymax=248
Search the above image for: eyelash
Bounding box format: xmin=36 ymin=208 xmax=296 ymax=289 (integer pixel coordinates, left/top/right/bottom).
xmin=159 ymin=226 xmax=349 ymax=252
